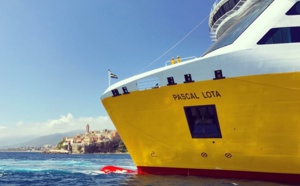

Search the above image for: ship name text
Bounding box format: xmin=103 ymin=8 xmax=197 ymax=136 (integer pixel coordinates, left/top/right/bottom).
xmin=202 ymin=91 xmax=221 ymax=98
xmin=172 ymin=91 xmax=221 ymax=101
xmin=172 ymin=93 xmax=200 ymax=100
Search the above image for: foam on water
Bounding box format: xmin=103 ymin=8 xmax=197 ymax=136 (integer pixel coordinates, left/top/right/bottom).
xmin=0 ymin=152 xmax=292 ymax=186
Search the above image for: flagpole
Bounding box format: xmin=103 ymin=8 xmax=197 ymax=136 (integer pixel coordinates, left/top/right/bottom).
xmin=108 ymin=69 xmax=111 ymax=87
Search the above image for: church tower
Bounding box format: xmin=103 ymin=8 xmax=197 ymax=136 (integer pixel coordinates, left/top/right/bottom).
xmin=86 ymin=124 xmax=90 ymax=135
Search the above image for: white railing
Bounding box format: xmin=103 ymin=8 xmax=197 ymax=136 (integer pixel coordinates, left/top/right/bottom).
xmin=165 ymin=56 xmax=197 ymax=66
xmin=137 ymin=77 xmax=160 ymax=90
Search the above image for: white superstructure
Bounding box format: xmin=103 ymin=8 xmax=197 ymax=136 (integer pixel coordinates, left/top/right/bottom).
xmin=101 ymin=0 xmax=300 ymax=100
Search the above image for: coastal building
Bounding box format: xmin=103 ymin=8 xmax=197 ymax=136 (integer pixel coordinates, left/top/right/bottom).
xmin=111 ymin=130 xmax=120 ymax=140
xmin=43 ymin=144 xmax=52 ymax=149
xmin=62 ymin=137 xmax=74 ymax=147
xmin=62 ymin=125 xmax=122 ymax=154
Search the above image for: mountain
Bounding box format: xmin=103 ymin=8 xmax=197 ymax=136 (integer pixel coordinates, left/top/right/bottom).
xmin=0 ymin=130 xmax=83 ymax=148
xmin=0 ymin=136 xmax=38 ymax=148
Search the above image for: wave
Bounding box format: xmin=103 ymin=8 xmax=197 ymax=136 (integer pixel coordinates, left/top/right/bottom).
xmin=0 ymin=158 xmax=136 ymax=176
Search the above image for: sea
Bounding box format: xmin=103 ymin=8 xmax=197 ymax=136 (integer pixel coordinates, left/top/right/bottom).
xmin=0 ymin=152 xmax=294 ymax=186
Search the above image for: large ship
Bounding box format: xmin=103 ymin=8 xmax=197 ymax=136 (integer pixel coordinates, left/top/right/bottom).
xmin=101 ymin=0 xmax=300 ymax=184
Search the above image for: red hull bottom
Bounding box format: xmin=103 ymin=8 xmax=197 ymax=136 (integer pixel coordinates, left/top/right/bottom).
xmin=137 ymin=166 xmax=300 ymax=185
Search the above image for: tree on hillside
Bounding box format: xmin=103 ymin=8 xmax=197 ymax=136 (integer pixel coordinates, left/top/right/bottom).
xmin=57 ymin=139 xmax=66 ymax=150
xmin=118 ymin=140 xmax=127 ymax=153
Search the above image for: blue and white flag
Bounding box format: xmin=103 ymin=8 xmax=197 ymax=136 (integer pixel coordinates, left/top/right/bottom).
xmin=110 ymin=72 xmax=118 ymax=79
xmin=108 ymin=69 xmax=118 ymax=87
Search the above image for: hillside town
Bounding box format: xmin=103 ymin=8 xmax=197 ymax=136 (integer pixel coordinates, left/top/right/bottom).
xmin=46 ymin=124 xmax=125 ymax=154
xmin=0 ymin=124 xmax=126 ymax=154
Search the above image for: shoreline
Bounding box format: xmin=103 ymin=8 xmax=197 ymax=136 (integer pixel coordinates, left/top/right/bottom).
xmin=0 ymin=150 xmax=129 ymax=155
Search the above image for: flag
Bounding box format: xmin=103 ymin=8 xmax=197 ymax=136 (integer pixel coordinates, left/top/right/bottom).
xmin=110 ymin=72 xmax=118 ymax=79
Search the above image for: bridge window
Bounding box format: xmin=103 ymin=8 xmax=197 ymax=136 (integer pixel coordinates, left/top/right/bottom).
xmin=212 ymin=0 xmax=241 ymax=26
xmin=203 ymin=0 xmax=274 ymax=56
xmin=286 ymin=2 xmax=300 ymax=15
xmin=184 ymin=105 xmax=222 ymax=138
xmin=257 ymin=27 xmax=300 ymax=44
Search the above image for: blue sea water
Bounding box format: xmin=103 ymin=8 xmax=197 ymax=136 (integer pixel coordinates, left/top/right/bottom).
xmin=0 ymin=152 xmax=293 ymax=186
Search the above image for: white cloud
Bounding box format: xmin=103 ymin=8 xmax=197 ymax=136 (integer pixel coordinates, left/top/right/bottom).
xmin=49 ymin=113 xmax=73 ymax=126
xmin=0 ymin=113 xmax=115 ymax=139
xmin=0 ymin=125 xmax=7 ymax=130
xmin=16 ymin=121 xmax=24 ymax=126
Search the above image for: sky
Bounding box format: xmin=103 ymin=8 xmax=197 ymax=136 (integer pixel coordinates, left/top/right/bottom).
xmin=0 ymin=0 xmax=214 ymax=141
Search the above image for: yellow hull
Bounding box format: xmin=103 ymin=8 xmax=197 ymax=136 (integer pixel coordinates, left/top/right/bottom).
xmin=102 ymin=72 xmax=300 ymax=182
